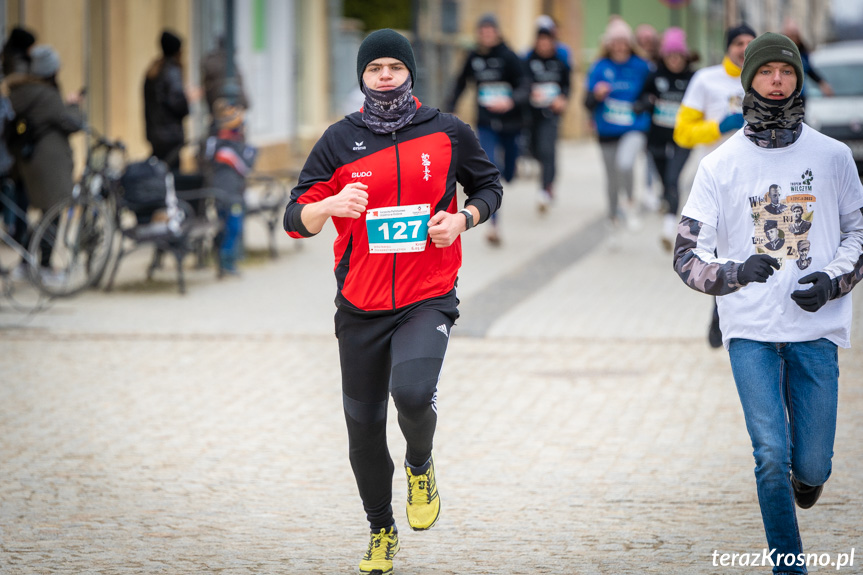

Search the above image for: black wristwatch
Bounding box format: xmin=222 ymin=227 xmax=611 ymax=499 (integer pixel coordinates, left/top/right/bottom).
xmin=459 ymin=208 xmax=474 ymax=230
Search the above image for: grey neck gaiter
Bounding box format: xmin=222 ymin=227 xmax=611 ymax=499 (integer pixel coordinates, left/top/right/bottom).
xmin=361 ymin=77 xmax=417 ymax=135
xmin=742 ymin=89 xmax=805 ymax=148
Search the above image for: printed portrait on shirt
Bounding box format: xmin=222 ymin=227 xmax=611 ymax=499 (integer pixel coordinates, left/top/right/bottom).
xmin=762 ymin=219 xmax=785 ymax=251
xmin=796 ymin=240 xmax=812 ymax=270
xmin=763 ymin=184 xmax=787 ymax=215
xmin=749 ymin=173 xmax=816 ymax=268
xmin=728 ymin=93 xmax=744 ymax=115
xmin=788 ymin=203 xmax=812 ymax=235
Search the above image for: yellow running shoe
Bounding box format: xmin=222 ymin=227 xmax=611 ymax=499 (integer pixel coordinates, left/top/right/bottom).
xmin=358 ymin=526 xmax=399 ymax=575
xmin=405 ymin=456 xmax=440 ymax=531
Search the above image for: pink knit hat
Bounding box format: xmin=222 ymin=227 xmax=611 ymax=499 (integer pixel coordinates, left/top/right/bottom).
xmin=603 ymin=17 xmax=634 ymax=46
xmin=659 ymin=27 xmax=688 ymax=56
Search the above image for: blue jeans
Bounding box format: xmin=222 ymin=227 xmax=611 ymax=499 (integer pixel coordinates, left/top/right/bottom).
xmin=477 ymin=126 xmax=518 ymax=227
xmin=477 ymin=126 xmax=518 ymax=183
xmin=728 ymin=338 xmax=838 ymax=575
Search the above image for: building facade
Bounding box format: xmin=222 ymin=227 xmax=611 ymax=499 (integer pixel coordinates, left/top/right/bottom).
xmin=1 ymin=0 xmax=848 ymax=175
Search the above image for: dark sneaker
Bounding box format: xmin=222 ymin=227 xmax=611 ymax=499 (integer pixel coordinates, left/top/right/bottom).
xmin=708 ymin=307 xmax=723 ymax=349
xmin=791 ymin=476 xmax=824 ymax=509
xmin=486 ymin=227 xmax=501 ymax=247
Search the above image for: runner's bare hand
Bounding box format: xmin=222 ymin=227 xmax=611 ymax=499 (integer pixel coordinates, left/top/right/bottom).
xmin=486 ymin=97 xmax=514 ymax=114
xmin=327 ymin=183 xmax=369 ymax=219
xmin=594 ymin=82 xmax=612 ymax=101
xmin=550 ymin=95 xmax=568 ymax=114
xmin=428 ymin=210 xmax=464 ymax=248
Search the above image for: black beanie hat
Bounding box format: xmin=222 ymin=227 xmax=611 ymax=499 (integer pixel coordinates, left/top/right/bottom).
xmin=160 ymin=30 xmax=182 ymax=58
xmin=6 ymin=27 xmax=36 ymax=52
xmin=726 ymin=23 xmax=756 ymax=49
xmin=741 ymin=32 xmax=804 ymax=93
xmin=356 ymin=29 xmax=417 ymax=89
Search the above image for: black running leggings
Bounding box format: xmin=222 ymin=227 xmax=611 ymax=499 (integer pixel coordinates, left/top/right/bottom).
xmin=648 ymin=142 xmax=691 ymax=216
xmin=335 ymin=292 xmax=457 ymax=530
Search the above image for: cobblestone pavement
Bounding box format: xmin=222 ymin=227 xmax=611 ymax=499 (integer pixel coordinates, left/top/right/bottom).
xmin=2 ymin=140 xmax=862 ymax=574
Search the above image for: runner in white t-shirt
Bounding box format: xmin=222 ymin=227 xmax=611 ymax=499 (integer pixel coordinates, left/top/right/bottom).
xmin=674 ymin=33 xmax=863 ymax=574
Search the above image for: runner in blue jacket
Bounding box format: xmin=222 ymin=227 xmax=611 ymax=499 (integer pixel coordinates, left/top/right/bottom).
xmin=585 ymin=17 xmax=651 ymax=230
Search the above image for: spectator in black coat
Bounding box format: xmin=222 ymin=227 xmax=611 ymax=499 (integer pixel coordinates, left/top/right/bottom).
xmin=143 ymin=30 xmax=190 ymax=170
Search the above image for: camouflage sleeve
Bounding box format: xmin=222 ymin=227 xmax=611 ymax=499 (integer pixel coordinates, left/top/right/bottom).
xmin=829 ymin=208 xmax=863 ymax=299
xmin=673 ymin=216 xmax=744 ymax=296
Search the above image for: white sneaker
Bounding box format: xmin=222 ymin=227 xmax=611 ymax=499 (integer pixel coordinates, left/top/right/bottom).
xmin=9 ymin=262 xmax=30 ymax=282
xmin=39 ymin=268 xmax=69 ymax=290
xmin=621 ymin=202 xmax=642 ymax=232
xmin=536 ymin=189 xmax=551 ymax=213
xmin=641 ymin=191 xmax=661 ymax=213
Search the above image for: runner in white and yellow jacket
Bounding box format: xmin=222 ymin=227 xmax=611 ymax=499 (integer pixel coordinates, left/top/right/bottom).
xmin=673 ymin=24 xmax=756 ymax=150
xmin=673 ymin=23 xmax=756 ymax=347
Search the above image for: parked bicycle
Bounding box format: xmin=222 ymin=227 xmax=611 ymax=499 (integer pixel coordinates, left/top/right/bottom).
xmin=0 ymin=186 xmax=49 ymax=311
xmin=0 ymin=128 xmax=123 ymax=306
xmin=22 ymin=129 xmax=123 ymax=297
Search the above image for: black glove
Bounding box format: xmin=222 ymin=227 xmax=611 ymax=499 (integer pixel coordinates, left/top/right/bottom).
xmin=790 ymin=271 xmax=835 ymax=312
xmin=738 ymin=254 xmax=780 ymax=285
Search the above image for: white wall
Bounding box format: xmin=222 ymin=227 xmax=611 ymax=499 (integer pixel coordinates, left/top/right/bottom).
xmin=237 ymin=0 xmax=296 ymax=144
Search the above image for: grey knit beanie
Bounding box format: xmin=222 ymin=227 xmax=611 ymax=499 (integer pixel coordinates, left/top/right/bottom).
xmin=477 ymin=13 xmax=499 ymax=30
xmin=356 ymin=29 xmax=417 ymax=89
xmin=29 ymin=45 xmax=60 ymax=78
xmin=741 ymin=32 xmax=804 ymax=93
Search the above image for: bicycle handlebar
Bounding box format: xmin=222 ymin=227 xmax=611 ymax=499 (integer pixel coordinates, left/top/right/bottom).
xmin=95 ymin=136 xmax=126 ymax=152
xmin=82 ymin=125 xmax=126 ymax=152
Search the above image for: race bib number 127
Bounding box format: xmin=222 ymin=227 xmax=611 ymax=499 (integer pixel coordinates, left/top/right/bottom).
xmin=366 ymin=204 xmax=431 ymax=253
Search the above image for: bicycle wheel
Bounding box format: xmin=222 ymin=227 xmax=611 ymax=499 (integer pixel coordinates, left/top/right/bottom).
xmin=0 ymin=264 xmax=51 ymax=313
xmin=28 ymin=196 xmax=115 ymax=297
xmin=85 ymin=189 xmax=118 ymax=287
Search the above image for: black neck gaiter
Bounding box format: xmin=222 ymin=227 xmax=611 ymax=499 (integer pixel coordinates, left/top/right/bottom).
xmin=742 ymin=89 xmax=805 ymax=148
xmin=361 ymin=78 xmax=417 ymax=135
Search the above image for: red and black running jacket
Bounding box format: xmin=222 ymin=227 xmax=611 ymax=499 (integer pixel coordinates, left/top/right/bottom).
xmin=284 ymin=103 xmax=503 ymax=314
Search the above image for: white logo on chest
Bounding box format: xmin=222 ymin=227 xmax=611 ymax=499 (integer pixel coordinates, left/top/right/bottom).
xmin=421 ymin=153 xmax=431 ymax=181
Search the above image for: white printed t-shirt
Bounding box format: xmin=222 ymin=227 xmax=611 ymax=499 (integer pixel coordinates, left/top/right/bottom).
xmin=681 ymin=63 xmax=745 ymax=124
xmin=681 ymin=125 xmax=863 ymax=348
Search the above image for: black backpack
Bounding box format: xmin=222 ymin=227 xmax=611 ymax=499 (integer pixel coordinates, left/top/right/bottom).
xmin=120 ymin=157 xmax=176 ymax=224
xmin=5 ymin=113 xmax=36 ymax=161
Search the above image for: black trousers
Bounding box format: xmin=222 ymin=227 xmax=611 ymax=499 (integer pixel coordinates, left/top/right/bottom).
xmin=648 ymin=142 xmax=690 ymax=215
xmin=529 ymin=112 xmax=560 ymax=190
xmin=150 ymin=140 xmax=183 ymax=172
xmin=335 ymin=291 xmax=458 ymax=530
